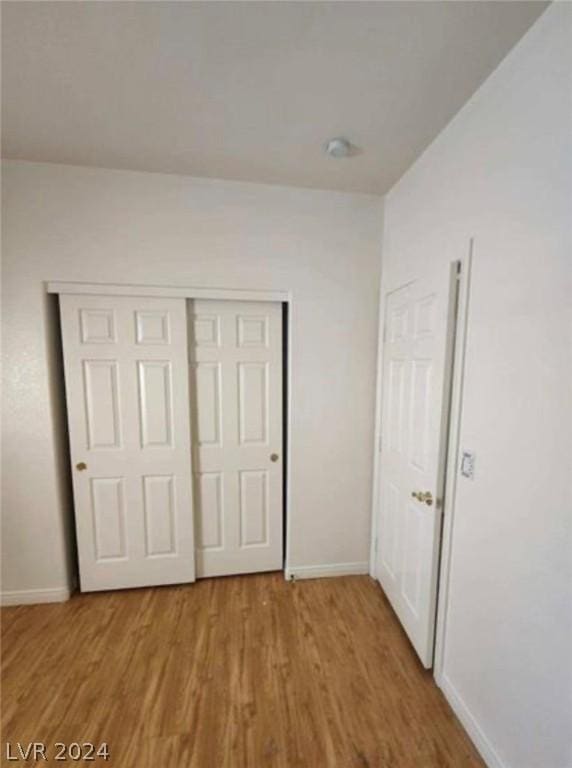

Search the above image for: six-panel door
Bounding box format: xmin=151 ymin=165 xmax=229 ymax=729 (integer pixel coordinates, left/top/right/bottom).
xmin=375 ymin=268 xmax=456 ymax=667
xmin=59 ymin=295 xmax=195 ymax=591
xmin=189 ymin=300 xmax=283 ymax=577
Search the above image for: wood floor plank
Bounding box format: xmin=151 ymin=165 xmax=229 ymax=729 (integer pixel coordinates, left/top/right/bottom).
xmin=1 ymin=574 xmax=484 ymax=767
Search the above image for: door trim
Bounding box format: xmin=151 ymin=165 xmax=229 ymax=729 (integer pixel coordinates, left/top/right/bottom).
xmin=47 ymin=281 xmax=290 ymax=303
xmin=433 ymin=240 xmax=474 ymax=683
xmin=47 ymin=281 xmax=294 ymax=580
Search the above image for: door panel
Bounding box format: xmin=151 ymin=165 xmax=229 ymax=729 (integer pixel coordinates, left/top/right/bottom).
xmin=83 ymin=360 xmax=122 ymax=448
xmin=375 ymin=266 xmax=457 ymax=667
xmin=91 ymin=477 xmax=126 ymax=560
xmin=239 ymin=469 xmax=269 ymax=547
xmin=143 ymin=475 xmax=176 ymax=556
xmin=60 ymin=294 xmax=195 ymax=591
xmin=194 ymin=363 xmax=222 ymax=445
xmin=238 ymin=362 xmax=268 ymax=444
xmin=190 ymin=300 xmax=282 ymax=577
xmin=137 ymin=361 xmax=173 ymax=447
xmin=195 ymin=472 xmax=224 ymax=550
xmin=80 ymin=308 xmax=116 ymax=343
xmin=135 ymin=310 xmax=170 ymax=345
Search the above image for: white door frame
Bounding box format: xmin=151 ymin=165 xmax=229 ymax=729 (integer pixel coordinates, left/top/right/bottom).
xmin=47 ymin=281 xmax=294 ymax=579
xmin=368 ymin=241 xmax=474 ymax=679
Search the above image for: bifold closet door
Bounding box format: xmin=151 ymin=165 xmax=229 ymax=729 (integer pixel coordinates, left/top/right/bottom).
xmin=189 ymin=300 xmax=283 ymax=577
xmin=60 ymin=294 xmax=195 ymax=592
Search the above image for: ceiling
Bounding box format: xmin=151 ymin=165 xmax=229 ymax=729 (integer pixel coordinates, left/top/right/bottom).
xmin=1 ymin=1 xmax=547 ymax=195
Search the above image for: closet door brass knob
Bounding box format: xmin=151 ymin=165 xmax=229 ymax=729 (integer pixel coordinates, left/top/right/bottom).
xmin=76 ymin=462 xmax=87 ymax=471
xmin=270 ymin=453 xmax=279 ymax=463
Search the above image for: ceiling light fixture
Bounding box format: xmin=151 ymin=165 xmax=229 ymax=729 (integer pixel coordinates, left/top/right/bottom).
xmin=324 ymin=137 xmax=352 ymax=159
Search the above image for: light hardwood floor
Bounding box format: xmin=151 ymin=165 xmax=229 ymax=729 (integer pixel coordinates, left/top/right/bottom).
xmin=1 ymin=574 xmax=484 ymax=767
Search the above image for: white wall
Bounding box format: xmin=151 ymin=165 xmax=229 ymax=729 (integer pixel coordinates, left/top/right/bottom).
xmin=379 ymin=6 xmax=571 ymax=768
xmin=1 ymin=162 xmax=382 ymax=597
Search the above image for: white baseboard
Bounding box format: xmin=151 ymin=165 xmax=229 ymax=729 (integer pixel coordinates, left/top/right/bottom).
xmin=1 ymin=587 xmax=71 ymax=607
xmin=285 ymin=561 xmax=369 ymax=581
xmin=440 ymin=674 xmax=506 ymax=768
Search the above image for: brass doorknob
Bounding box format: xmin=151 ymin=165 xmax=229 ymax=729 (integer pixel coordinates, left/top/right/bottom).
xmin=412 ymin=490 xmax=433 ymax=506
xmin=270 ymin=453 xmax=279 ymax=463
xmin=76 ymin=462 xmax=87 ymax=471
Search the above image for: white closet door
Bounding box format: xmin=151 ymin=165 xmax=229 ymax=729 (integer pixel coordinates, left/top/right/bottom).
xmin=189 ymin=300 xmax=283 ymax=577
xmin=375 ymin=267 xmax=456 ymax=667
xmin=60 ymin=294 xmax=195 ymax=591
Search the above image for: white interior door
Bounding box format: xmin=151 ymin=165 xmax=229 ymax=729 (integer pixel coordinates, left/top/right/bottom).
xmin=189 ymin=300 xmax=283 ymax=577
xmin=60 ymin=294 xmax=195 ymax=592
xmin=375 ymin=265 xmax=457 ymax=667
